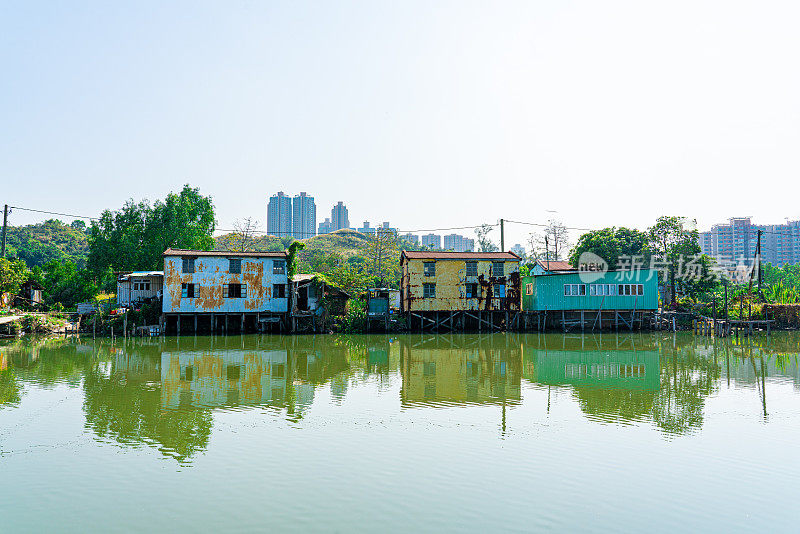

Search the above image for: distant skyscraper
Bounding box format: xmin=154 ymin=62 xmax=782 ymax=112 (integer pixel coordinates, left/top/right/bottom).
xmin=422 ymin=233 xmax=441 ymax=249
xmin=318 ymin=217 xmax=333 ymax=235
xmin=292 ymin=192 xmax=316 ymax=239
xmin=401 ymin=233 xmax=419 ymax=245
xmin=358 ymin=221 xmax=376 ymax=236
xmin=443 ymin=234 xmax=474 ymax=252
xmin=331 ymin=202 xmax=349 ymax=231
xmin=267 ymin=191 xmax=292 ymax=237
xmin=700 ymin=216 xmax=800 ymax=267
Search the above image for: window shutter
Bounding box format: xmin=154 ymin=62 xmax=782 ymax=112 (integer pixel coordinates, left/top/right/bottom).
xmin=223 ymin=284 xmax=229 ymax=298
xmin=242 ymin=285 xmax=247 ymax=298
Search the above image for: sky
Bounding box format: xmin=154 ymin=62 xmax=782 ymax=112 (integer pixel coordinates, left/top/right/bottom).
xmin=2 ymin=0 xmax=799 ymax=251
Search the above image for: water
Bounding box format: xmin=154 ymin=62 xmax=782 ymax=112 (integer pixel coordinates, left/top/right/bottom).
xmin=2 ymin=333 xmax=799 ymax=533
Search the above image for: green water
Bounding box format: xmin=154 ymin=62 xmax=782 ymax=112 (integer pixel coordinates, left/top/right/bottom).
xmin=2 ymin=333 xmax=799 ymax=533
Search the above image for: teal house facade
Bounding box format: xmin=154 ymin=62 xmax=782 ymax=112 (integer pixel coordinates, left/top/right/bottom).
xmin=522 ymin=269 xmax=659 ymax=311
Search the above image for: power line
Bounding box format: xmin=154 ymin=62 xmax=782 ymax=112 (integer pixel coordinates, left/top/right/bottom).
xmin=503 ymin=219 xmax=594 ymax=232
xmin=9 ymin=205 xmax=99 ymax=221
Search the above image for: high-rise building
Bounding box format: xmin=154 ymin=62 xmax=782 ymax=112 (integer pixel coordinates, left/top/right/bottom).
xmin=318 ymin=217 xmax=333 ymax=235
xmin=401 ymin=233 xmax=419 ymax=245
xmin=510 ymin=244 xmax=526 ymax=257
xmin=358 ymin=221 xmax=376 ymax=236
xmin=699 ymin=217 xmax=800 ymax=267
xmin=331 ymin=202 xmax=349 ymax=231
xmin=422 ymin=233 xmax=441 ymax=249
xmin=292 ymin=192 xmax=316 ymax=239
xmin=267 ymin=191 xmax=292 ymax=237
xmin=443 ymin=234 xmax=475 ymax=252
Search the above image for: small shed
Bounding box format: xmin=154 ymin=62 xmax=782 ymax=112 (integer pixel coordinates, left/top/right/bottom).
xmin=17 ymin=279 xmax=44 ymax=308
xmin=291 ymin=274 xmax=350 ymax=317
xmin=117 ymin=271 xmax=164 ymax=307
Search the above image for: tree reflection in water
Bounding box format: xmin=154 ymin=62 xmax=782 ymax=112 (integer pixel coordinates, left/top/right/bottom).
xmin=1 ymin=331 xmax=798 ymax=461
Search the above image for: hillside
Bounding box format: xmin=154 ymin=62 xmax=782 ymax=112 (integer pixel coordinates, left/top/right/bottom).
xmin=5 ymin=220 xmax=90 ymax=268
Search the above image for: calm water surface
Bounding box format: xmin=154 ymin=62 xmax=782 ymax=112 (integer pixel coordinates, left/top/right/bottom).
xmin=2 ymin=333 xmax=799 ymax=533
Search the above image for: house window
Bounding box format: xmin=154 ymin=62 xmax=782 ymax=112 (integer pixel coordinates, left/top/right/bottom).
xmin=273 ymin=284 xmax=286 ymax=298
xmin=182 ymin=365 xmax=194 ymax=381
xmin=465 ymin=261 xmax=478 ymax=277
xmin=226 ymin=365 xmax=241 ymax=380
xmin=564 ymin=284 xmax=586 ymax=296
xmin=181 ymin=283 xmax=195 ymax=298
xmin=493 ymin=284 xmax=506 ymax=298
xmin=182 ymin=257 xmax=195 ymax=273
xmin=224 ymin=283 xmax=247 ymax=298
xmin=525 ymin=283 xmax=533 ymax=295
xmin=424 ymin=262 xmax=436 ymax=277
xmin=465 ymin=283 xmax=478 ymax=298
xmin=492 ymin=262 xmax=504 ymax=276
xmin=637 ymin=284 xmax=644 ymax=295
xmin=273 ymin=260 xmax=286 ymax=275
xmin=229 ymin=258 xmax=242 ymax=274
xmin=423 ymin=283 xmax=436 ymax=298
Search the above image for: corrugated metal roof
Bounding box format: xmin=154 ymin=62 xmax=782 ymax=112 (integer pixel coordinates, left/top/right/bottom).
xmin=117 ymin=271 xmax=164 ymax=281
xmin=536 ymin=260 xmax=575 ymax=271
xmin=531 ymin=268 xmax=657 ymax=277
xmin=163 ymin=248 xmax=287 ymax=258
xmin=401 ymin=250 xmax=520 ymax=262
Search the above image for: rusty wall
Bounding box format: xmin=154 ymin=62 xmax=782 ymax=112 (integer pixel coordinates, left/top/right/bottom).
xmin=402 ymin=259 xmax=520 ymax=312
xmin=162 ymin=256 xmax=288 ymax=314
xmin=400 ymin=346 xmax=522 ymax=405
xmin=161 ymin=350 xmax=291 ymax=408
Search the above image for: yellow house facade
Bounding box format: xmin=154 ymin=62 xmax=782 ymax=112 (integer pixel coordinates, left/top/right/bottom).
xmin=400 ymin=251 xmax=521 ymax=313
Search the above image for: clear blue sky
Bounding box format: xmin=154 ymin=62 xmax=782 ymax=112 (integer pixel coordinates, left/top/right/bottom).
xmin=2 ymin=1 xmax=799 ymax=249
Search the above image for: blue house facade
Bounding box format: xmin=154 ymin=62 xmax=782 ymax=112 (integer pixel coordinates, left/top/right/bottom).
xmin=522 ymin=269 xmax=659 ymax=311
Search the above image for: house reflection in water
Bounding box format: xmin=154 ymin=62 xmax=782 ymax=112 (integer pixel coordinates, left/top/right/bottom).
xmin=160 ymin=338 xmax=349 ymax=413
xmin=162 ymin=350 xmax=302 ymax=409
xmin=523 ymin=334 xmax=661 ymax=425
xmin=399 ymin=335 xmax=522 ymax=407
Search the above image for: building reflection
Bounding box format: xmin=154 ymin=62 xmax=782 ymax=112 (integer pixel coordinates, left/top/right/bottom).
xmin=398 ymin=334 xmax=522 ymax=407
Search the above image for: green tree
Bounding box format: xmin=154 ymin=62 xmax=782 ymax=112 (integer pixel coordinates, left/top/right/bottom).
xmin=88 ymin=185 xmax=215 ymax=275
xmin=322 ymin=263 xmax=372 ymax=295
xmin=647 ymin=216 xmax=704 ymax=307
xmin=32 ymin=260 xmax=98 ymax=309
xmin=569 ymin=226 xmax=650 ymax=268
xmin=0 ymin=258 xmax=30 ymax=307
xmin=362 ymin=228 xmax=400 ymax=287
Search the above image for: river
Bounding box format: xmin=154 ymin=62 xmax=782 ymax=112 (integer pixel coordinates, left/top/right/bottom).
xmin=2 ymin=333 xmax=799 ymax=532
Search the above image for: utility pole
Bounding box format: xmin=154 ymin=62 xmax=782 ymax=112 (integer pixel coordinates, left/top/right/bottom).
xmin=545 ymin=235 xmax=550 ymax=271
xmin=1 ymin=204 xmax=8 ymax=258
xmin=747 ymin=229 xmax=763 ymax=297
xmin=500 ymin=219 xmax=504 ymax=252
xmin=757 ymin=229 xmax=763 ymax=297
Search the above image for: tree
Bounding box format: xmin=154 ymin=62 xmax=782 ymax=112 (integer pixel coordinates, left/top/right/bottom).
xmin=228 ymin=217 xmax=260 ymax=252
xmin=647 ymin=216 xmax=703 ymax=307
xmin=88 ymin=185 xmax=216 ymax=276
xmin=0 ymin=258 xmax=30 ymax=307
xmin=362 ymin=228 xmax=400 ymax=287
xmin=569 ymin=227 xmax=650 ymax=268
xmin=529 ymin=220 xmax=570 ymax=261
xmin=474 ymin=224 xmax=499 ymax=252
xmin=32 ymin=260 xmax=98 ymax=309
xmin=321 ymin=263 xmax=373 ymax=295
xmin=70 ymin=220 xmax=87 ymax=231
